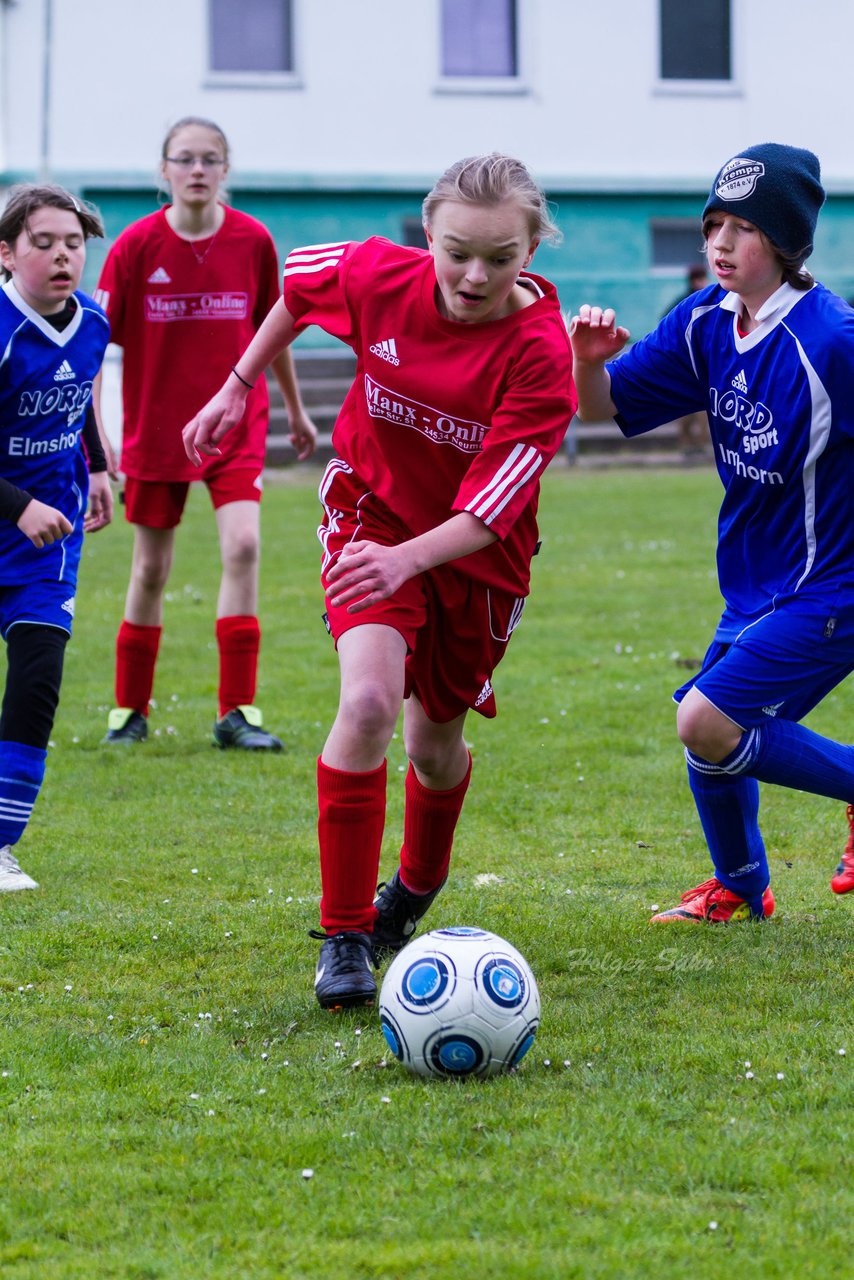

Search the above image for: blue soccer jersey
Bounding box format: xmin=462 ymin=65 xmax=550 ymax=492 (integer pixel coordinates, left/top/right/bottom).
xmin=608 ymin=281 xmax=854 ymax=639
xmin=0 ymin=281 xmax=109 ymax=587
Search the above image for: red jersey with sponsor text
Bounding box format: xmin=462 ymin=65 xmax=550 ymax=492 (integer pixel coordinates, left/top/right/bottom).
xmin=95 ymin=205 xmax=280 ymax=481
xmin=283 ymin=237 xmax=575 ymax=594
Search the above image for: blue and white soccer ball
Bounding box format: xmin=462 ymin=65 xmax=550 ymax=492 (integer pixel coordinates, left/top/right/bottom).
xmin=379 ymin=927 xmax=540 ymax=1079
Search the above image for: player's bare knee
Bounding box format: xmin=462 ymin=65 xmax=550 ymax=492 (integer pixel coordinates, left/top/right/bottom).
xmin=339 ymin=681 xmax=400 ymax=745
xmin=221 ymin=531 xmax=259 ymax=574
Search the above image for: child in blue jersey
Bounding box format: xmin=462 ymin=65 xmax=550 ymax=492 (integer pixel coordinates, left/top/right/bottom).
xmin=570 ymin=142 xmax=854 ymax=921
xmin=0 ymin=184 xmax=111 ymax=891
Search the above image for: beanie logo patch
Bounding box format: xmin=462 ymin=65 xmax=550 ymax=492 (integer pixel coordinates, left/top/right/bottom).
xmin=715 ymin=158 xmax=765 ymax=202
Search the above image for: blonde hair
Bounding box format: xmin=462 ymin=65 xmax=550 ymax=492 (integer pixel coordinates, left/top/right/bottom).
xmin=422 ymin=153 xmax=561 ymax=245
xmin=161 ymin=116 xmax=230 ymax=164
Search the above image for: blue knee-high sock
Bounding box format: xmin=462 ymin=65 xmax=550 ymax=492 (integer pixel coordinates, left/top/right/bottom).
xmin=0 ymin=741 xmax=47 ymax=847
xmin=686 ymin=753 xmax=770 ymax=912
xmin=721 ymin=720 xmax=854 ymax=803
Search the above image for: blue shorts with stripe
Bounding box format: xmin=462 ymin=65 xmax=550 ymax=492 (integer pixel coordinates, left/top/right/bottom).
xmin=673 ymin=599 xmax=854 ymax=729
xmin=0 ymin=579 xmax=77 ymax=640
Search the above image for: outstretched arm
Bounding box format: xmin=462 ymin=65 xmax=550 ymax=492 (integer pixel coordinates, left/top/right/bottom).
xmin=568 ymin=305 xmax=631 ymax=422
xmin=183 ymin=297 xmax=300 ymax=465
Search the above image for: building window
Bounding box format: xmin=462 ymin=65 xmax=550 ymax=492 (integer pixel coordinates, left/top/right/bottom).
xmin=209 ymin=0 xmax=293 ymax=74
xmin=401 ymin=218 xmax=428 ymax=250
xmin=659 ymin=0 xmax=730 ymax=80
xmin=440 ymin=0 xmax=517 ymax=77
xmin=651 ymin=219 xmax=704 ymax=270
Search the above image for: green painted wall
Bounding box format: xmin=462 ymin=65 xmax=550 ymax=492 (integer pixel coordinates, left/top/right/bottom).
xmin=79 ymin=184 xmax=854 ymax=349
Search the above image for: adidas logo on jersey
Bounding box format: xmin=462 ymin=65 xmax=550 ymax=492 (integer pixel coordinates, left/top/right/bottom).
xmin=147 ymin=267 xmax=172 ymax=284
xmin=61 ymin=597 xmax=75 ymax=617
xmin=54 ymin=359 xmax=75 ymax=382
xmin=369 ymin=337 xmax=400 ymax=366
xmin=731 ymin=369 xmax=749 ymax=393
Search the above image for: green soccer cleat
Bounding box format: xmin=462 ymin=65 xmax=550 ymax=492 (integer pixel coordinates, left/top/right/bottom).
xmin=102 ymin=708 xmax=148 ymax=745
xmin=212 ymin=705 xmax=282 ymax=752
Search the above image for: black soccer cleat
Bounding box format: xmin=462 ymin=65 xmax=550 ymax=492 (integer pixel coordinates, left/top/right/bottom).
xmin=102 ymin=708 xmax=148 ymax=745
xmin=312 ymin=930 xmax=377 ymax=1011
xmin=212 ymin=705 xmax=282 ymax=752
xmin=371 ymin=869 xmax=446 ymax=963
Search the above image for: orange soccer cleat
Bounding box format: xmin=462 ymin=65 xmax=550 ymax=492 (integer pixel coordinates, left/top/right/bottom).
xmin=650 ymin=876 xmax=775 ymax=923
xmin=830 ymin=804 xmax=854 ymax=894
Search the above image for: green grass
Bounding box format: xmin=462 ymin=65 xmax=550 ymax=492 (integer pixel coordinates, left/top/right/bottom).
xmin=1 ymin=466 xmax=852 ymax=1279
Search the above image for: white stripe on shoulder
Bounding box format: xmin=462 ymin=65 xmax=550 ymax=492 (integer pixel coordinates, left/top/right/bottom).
xmin=466 ymin=444 xmax=542 ymax=524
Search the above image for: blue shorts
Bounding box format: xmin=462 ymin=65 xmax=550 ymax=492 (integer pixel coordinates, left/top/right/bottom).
xmin=0 ymin=579 xmax=77 ymax=640
xmin=674 ymin=600 xmax=854 ymax=729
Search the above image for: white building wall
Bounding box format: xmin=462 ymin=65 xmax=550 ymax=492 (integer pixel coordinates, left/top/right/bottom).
xmin=1 ymin=0 xmax=852 ymax=189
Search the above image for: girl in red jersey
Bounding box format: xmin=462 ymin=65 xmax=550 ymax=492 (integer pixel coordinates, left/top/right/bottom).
xmin=183 ymin=154 xmax=576 ymax=1009
xmin=96 ymin=117 xmax=316 ymax=751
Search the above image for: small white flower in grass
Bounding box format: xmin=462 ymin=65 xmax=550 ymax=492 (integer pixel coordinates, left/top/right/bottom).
xmin=650 ymin=905 xmax=660 ymax=913
xmin=267 ymin=888 xmax=273 ymax=896
xmin=72 ymin=736 xmax=80 ymax=744
xmin=839 ymin=1048 xmax=847 ymax=1057
xmin=17 ymin=986 xmax=23 ymax=993
xmin=191 ymin=869 xmax=199 ymax=875
xmin=286 ymin=896 xmax=293 ymax=904
xmin=543 ymin=1060 xmax=551 ymax=1067
xmin=258 ymin=1088 xmax=267 ymax=1095
xmin=708 ymin=1221 xmax=718 ymax=1232
xmin=64 ymin=984 xmax=72 ymax=993
xmin=474 ymin=873 xmax=502 ymax=887
xmin=284 ymin=1060 xmax=290 ymax=1067
xmin=744 ymin=1060 xmax=751 ymax=1068
xmin=301 ymin=1169 xmax=314 ymax=1180
xmin=207 ymin=1109 xmax=215 ymax=1117
xmin=745 ymin=1071 xmax=754 ymax=1080
xmin=26 ymin=984 xmax=33 ymax=990
xmin=354 ymin=1028 xmax=362 ymax=1037
xmin=152 ymin=935 xmax=158 ymax=941
xmin=107 ymin=1015 xmax=114 ymax=1022
xmin=189 ymin=1093 xmax=199 ymax=1100
xmin=163 ymin=899 xmax=170 ymax=904
xmin=563 ymin=1061 xmax=571 ymax=1068
xmin=1 ymin=1071 xmax=9 ymax=1078
xmin=380 ymin=1096 xmax=391 ymax=1104
xmin=540 ymin=718 xmax=549 ymax=725
xmin=225 ymin=932 xmax=232 ymax=939
xmin=776 ymin=1072 xmax=785 ymax=1080
xmin=397 ymin=765 xmax=405 ymax=772
xmin=261 ymin=1053 xmax=268 ymax=1061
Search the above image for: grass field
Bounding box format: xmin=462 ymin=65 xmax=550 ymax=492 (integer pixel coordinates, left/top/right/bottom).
xmin=1 ymin=465 xmax=852 ymax=1279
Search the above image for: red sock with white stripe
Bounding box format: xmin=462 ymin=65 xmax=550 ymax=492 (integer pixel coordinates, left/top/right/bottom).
xmin=216 ymin=615 xmax=260 ymax=718
xmin=115 ymin=621 xmax=161 ymax=716
xmin=317 ymin=757 xmax=387 ymax=933
xmin=399 ymin=754 xmax=472 ymax=894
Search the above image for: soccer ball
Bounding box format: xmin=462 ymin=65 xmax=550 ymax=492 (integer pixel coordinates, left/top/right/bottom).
xmin=378 ymin=927 xmax=540 ymax=1079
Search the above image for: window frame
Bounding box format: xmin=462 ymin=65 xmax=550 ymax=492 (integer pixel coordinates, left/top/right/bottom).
xmin=204 ymin=0 xmax=302 ymax=90
xmin=650 ymin=217 xmax=707 ymax=275
xmin=434 ymin=0 xmax=530 ymax=97
xmin=654 ymin=0 xmax=741 ymax=97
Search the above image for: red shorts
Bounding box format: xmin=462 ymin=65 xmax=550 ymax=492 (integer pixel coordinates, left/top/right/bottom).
xmin=318 ymin=460 xmax=525 ymax=722
xmin=123 ymin=469 xmax=263 ymax=529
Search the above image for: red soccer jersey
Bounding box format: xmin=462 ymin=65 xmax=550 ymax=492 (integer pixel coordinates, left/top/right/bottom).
xmin=283 ymin=237 xmax=576 ymax=594
xmin=96 ymin=205 xmax=281 ymax=482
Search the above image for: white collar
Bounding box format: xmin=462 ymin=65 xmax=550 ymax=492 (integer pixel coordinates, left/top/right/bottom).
xmin=718 ymin=281 xmax=808 ymax=325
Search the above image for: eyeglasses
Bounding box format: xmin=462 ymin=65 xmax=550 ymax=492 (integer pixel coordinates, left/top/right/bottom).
xmin=165 ymin=155 xmax=226 ymax=170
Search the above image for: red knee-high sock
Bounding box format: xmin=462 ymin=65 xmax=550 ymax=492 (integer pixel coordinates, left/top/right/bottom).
xmin=216 ymin=615 xmax=260 ymax=718
xmin=115 ymin=621 xmax=161 ymax=716
xmin=399 ymin=753 xmax=472 ymax=894
xmin=317 ymin=757 xmax=387 ymax=934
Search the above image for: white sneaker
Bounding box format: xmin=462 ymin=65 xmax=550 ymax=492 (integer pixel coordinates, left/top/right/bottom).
xmin=0 ymin=845 xmax=39 ymax=892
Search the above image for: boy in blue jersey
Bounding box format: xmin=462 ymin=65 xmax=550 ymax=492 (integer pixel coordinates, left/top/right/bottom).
xmin=0 ymin=184 xmax=111 ymax=891
xmin=570 ymin=142 xmax=854 ymax=921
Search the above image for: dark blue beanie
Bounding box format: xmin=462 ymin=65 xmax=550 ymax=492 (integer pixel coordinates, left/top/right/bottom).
xmin=702 ymin=143 xmax=825 ymax=261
